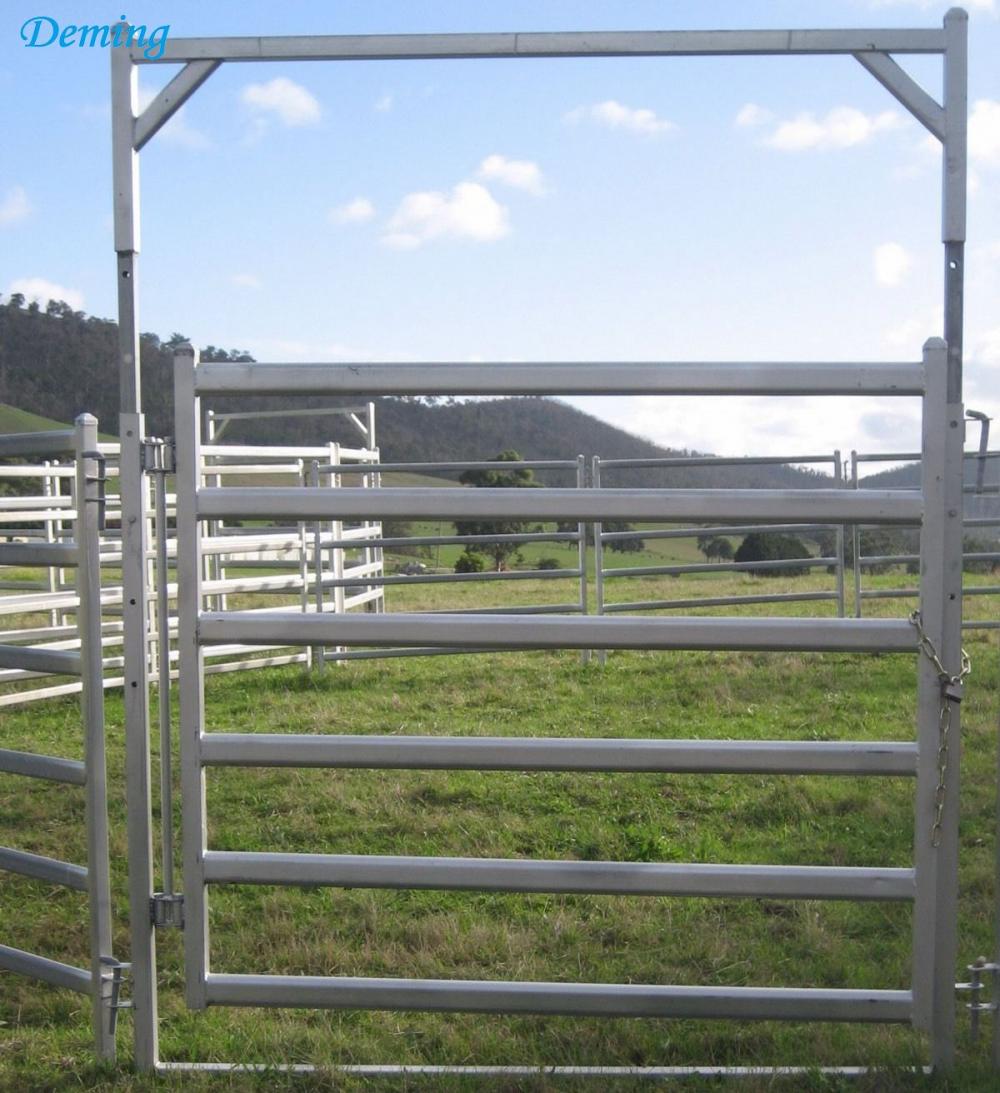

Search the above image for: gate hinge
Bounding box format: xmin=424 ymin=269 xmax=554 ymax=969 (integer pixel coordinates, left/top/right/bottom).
xmin=956 ymin=956 xmax=999 ymax=1042
xmin=141 ymin=437 xmax=176 ymax=474
xmin=150 ymin=892 xmax=184 ymax=929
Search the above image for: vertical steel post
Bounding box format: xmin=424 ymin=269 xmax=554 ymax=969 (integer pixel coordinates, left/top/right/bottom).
xmin=309 ymin=459 xmax=326 ymax=670
xmin=834 ymin=451 xmax=846 ymax=618
xmin=152 ymin=449 xmax=175 ymax=897
xmin=205 ymin=412 xmax=226 ymax=611
xmin=297 ymin=460 xmax=311 ymax=667
xmin=911 ymin=338 xmax=964 ymax=1069
xmin=174 ymin=348 xmax=209 ymax=1009
xmin=42 ymin=462 xmax=59 ymax=627
xmin=942 ymin=7 xmax=968 ymax=408
xmin=112 ymin=35 xmax=158 ymax=1070
xmin=591 ymin=457 xmax=606 ymax=666
xmin=576 ymin=455 xmax=590 ymax=665
xmin=366 ymin=403 xmax=385 ymax=614
xmin=851 ymin=451 xmax=862 ymax=619
xmin=76 ymin=415 xmax=115 ymax=1060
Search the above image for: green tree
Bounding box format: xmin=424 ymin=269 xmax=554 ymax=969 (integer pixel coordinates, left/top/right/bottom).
xmin=455 ymin=450 xmax=538 ymax=570
xmin=697 ymin=534 xmax=734 ymax=562
xmin=734 ymin=532 xmax=810 ymax=577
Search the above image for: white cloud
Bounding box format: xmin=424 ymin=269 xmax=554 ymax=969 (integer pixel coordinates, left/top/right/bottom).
xmin=883 ymin=308 xmax=943 ymax=350
xmin=231 ymin=273 xmax=261 ymax=290
xmin=734 ymin=103 xmax=773 ymax=128
xmin=382 ymin=182 xmax=509 ymax=249
xmin=565 ymin=99 xmax=676 ymax=137
xmin=873 ymin=242 xmax=913 ymax=287
xmin=374 ymin=93 xmax=393 ymax=113
xmin=8 ymin=277 xmax=84 ymax=311
xmin=969 ymin=99 xmax=1000 ymax=167
xmin=241 ymin=77 xmax=321 ymax=126
xmin=762 ymin=107 xmax=904 ymax=151
xmin=0 ymin=185 xmax=30 ymax=226
xmin=330 ymin=197 xmax=376 ymax=225
xmin=476 ymin=154 xmax=546 ymax=195
xmin=138 ymin=84 xmax=209 ymax=148
xmin=972 ymin=326 xmax=1000 ymax=367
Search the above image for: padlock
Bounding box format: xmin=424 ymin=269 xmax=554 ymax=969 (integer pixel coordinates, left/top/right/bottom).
xmin=942 ymin=680 xmax=964 ymax=704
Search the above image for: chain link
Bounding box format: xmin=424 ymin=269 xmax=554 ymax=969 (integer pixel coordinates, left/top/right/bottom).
xmin=909 ymin=611 xmax=972 ymax=847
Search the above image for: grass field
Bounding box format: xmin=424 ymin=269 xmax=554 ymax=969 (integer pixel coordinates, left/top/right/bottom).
xmin=0 ymin=559 xmax=999 ymax=1090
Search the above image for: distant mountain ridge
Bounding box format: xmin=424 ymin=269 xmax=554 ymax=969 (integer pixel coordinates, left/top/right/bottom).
xmin=0 ymin=295 xmax=950 ymax=490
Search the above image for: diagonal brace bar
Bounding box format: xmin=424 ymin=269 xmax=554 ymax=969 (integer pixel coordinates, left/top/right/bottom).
xmin=853 ymin=51 xmax=945 ymax=140
xmin=134 ymin=60 xmax=221 ymax=151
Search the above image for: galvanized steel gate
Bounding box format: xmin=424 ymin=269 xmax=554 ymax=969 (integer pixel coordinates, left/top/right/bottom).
xmin=108 ymin=11 xmax=973 ymax=1076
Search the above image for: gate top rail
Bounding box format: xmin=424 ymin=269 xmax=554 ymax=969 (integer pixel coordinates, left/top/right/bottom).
xmin=192 ymin=361 xmax=925 ymax=398
xmin=137 ymin=27 xmax=946 ymax=66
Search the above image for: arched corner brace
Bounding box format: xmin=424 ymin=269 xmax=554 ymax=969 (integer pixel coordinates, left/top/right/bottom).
xmin=853 ymin=51 xmax=945 ymax=142
xmin=134 ymin=59 xmax=222 ymax=152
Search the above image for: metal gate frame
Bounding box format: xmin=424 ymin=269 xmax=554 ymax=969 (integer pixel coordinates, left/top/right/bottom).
xmin=0 ymin=416 xmax=118 ymax=1059
xmin=109 ymin=10 xmax=970 ymax=1075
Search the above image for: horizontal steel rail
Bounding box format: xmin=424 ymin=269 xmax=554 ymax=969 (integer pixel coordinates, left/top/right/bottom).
xmin=0 ymin=542 xmax=79 ymax=568
xmin=0 ymin=496 xmax=74 ymax=512
xmin=198 ymin=486 xmax=923 ymax=525
xmin=0 ymin=430 xmax=76 ymax=458
xmin=193 ymin=360 xmax=925 ymax=397
xmin=316 ymin=568 xmax=581 ymax=589
xmin=0 ymin=747 xmax=86 ymax=785
xmin=203 ymin=852 xmax=914 ymax=901
xmin=199 ymin=611 xmax=917 ymax=652
xmin=0 ymin=846 xmax=88 ymax=891
xmin=599 ymin=454 xmax=836 ymax=469
xmin=599 ymin=523 xmax=836 ymax=542
xmin=602 ymin=591 xmax=841 ymax=612
xmin=203 ymin=974 xmax=913 ymax=1022
xmin=854 ymin=449 xmax=1000 ymax=463
xmin=199 ymin=734 xmax=918 ymax=775
xmin=320 ymin=459 xmax=578 ymax=474
xmin=601 ymin=557 xmax=837 ymax=578
xmin=0 ymin=944 xmax=91 ymax=994
xmin=0 ymin=644 xmax=82 ymax=675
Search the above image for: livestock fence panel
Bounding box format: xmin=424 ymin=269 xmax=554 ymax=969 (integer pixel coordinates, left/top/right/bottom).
xmin=0 ymin=417 xmax=118 ymax=1058
xmin=161 ymin=338 xmax=964 ymax=1075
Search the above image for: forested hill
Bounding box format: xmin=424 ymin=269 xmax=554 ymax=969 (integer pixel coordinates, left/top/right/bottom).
xmin=0 ymin=295 xmax=839 ymax=488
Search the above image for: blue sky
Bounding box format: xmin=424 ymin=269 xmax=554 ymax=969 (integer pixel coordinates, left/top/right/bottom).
xmin=2 ymin=1 xmax=998 ymax=460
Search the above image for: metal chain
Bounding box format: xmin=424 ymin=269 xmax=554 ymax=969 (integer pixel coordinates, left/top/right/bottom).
xmin=909 ymin=611 xmax=972 ymax=847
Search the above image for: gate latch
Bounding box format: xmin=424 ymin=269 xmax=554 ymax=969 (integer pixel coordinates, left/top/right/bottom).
xmin=150 ymin=892 xmax=184 ymax=929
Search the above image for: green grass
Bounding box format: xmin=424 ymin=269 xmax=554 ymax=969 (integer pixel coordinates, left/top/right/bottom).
xmin=0 ymin=403 xmax=71 ymax=434
xmin=0 ymin=572 xmax=998 ymax=1090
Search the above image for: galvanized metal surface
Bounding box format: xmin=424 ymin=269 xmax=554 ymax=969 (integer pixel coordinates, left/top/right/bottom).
xmin=203 ymin=852 xmax=914 ymax=901
xmin=198 ymin=485 xmax=923 ymax=524
xmin=203 ymin=974 xmax=913 ymax=1022
xmin=193 ymin=360 xmax=925 ymax=397
xmin=199 ymin=734 xmax=918 ymax=775
xmin=199 ymin=611 xmax=916 ymax=652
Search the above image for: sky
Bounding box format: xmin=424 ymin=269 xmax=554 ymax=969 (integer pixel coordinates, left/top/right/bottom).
xmin=1 ymin=0 xmax=998 ymax=463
